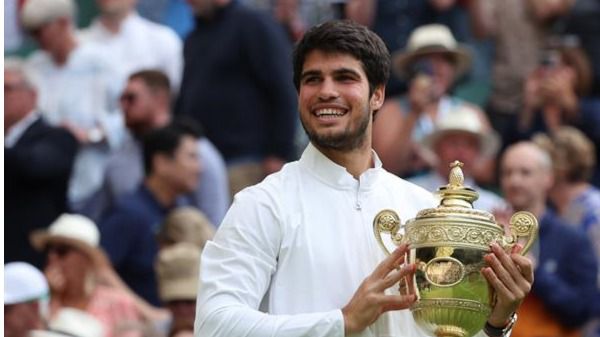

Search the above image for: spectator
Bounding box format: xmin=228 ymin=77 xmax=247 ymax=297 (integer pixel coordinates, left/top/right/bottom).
xmin=499 ymin=142 xmax=598 ymax=337
xmin=155 ymin=243 xmax=202 ymax=337
xmin=79 ymin=0 xmax=182 ymax=91
xmin=30 ymin=308 xmax=104 ymax=337
xmin=156 ymin=207 xmax=215 ymax=249
xmin=410 ymin=105 xmax=506 ymax=212
xmin=99 ymin=123 xmax=202 ymax=306
xmin=30 ymin=214 xmax=143 ymax=337
xmin=372 ymin=24 xmax=490 ymax=177
xmin=5 ymin=59 xmax=78 ymax=267
xmin=536 ymin=127 xmax=600 ymax=337
xmin=5 ymin=262 xmax=49 ymax=337
xmin=469 ymin=0 xmax=574 ymax=147
xmin=83 ymin=70 xmax=229 ymax=226
xmin=195 ymin=20 xmax=533 ymax=337
xmin=517 ymin=44 xmax=595 ymax=140
xmin=20 ymin=0 xmax=125 ymax=210
xmin=176 ymin=0 xmax=298 ymax=196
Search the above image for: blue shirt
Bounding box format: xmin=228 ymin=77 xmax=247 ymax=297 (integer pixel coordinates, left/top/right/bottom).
xmin=532 ymin=210 xmax=598 ymax=327
xmin=99 ymin=184 xmax=177 ymax=305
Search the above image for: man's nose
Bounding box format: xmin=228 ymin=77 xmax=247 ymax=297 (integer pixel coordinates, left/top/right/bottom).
xmin=318 ymin=78 xmax=339 ymax=100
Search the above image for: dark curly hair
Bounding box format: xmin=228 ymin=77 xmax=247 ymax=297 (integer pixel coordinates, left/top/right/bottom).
xmin=292 ymin=20 xmax=391 ymax=96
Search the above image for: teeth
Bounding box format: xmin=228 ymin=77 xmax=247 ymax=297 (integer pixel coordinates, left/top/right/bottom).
xmin=316 ymin=108 xmax=345 ymax=117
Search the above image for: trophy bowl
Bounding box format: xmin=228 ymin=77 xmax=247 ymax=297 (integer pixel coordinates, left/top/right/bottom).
xmin=374 ymin=161 xmax=538 ymax=337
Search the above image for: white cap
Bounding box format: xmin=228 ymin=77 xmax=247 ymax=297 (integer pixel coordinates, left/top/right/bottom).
xmin=4 ymin=262 xmax=49 ymax=305
xmin=20 ymin=0 xmax=75 ymax=31
xmin=29 ymin=308 xmax=104 ymax=337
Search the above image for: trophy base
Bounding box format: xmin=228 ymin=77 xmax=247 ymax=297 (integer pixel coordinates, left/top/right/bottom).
xmin=435 ymin=325 xmax=467 ymax=337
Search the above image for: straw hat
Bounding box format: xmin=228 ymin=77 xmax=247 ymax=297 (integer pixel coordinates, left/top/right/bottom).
xmin=5 ymin=262 xmax=49 ymax=305
xmin=156 ymin=242 xmax=202 ymax=302
xmin=157 ymin=207 xmax=215 ymax=249
xmin=29 ymin=308 xmax=104 ymax=337
xmin=392 ymin=24 xmax=472 ymax=79
xmin=30 ymin=214 xmax=109 ymax=267
xmin=422 ymin=105 xmax=500 ymax=158
xmin=20 ymin=0 xmax=75 ymax=32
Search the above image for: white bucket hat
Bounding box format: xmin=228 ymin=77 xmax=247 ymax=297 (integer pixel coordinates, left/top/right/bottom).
xmin=5 ymin=262 xmax=49 ymax=305
xmin=422 ymin=105 xmax=500 ymax=159
xmin=392 ymin=24 xmax=472 ymax=79
xmin=29 ymin=308 xmax=104 ymax=337
xmin=20 ymin=0 xmax=75 ymax=32
xmin=156 ymin=242 xmax=202 ymax=302
xmin=29 ymin=214 xmax=109 ymax=267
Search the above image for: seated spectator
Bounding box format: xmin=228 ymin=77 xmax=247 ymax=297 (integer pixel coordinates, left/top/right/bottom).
xmin=499 ymin=142 xmax=598 ymax=337
xmin=20 ymin=0 xmax=125 ymax=210
xmin=99 ymin=123 xmax=202 ymax=306
xmin=30 ymin=214 xmax=143 ymax=337
xmin=156 ymin=207 xmax=215 ymax=249
xmin=30 ymin=308 xmax=104 ymax=337
xmin=535 ymin=127 xmax=600 ymax=337
xmin=5 ymin=262 xmax=49 ymax=337
xmin=84 ymin=70 xmax=229 ymax=226
xmin=79 ymin=0 xmax=182 ymax=91
xmin=5 ymin=59 xmax=78 ymax=267
xmin=372 ymin=24 xmax=491 ymax=178
xmin=410 ymin=105 xmax=506 ymax=212
xmin=155 ymin=243 xmax=202 ymax=337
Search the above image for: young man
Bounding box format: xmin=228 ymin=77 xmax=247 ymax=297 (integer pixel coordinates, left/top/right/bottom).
xmin=100 ymin=123 xmax=202 ymax=305
xmin=195 ymin=20 xmax=533 ymax=336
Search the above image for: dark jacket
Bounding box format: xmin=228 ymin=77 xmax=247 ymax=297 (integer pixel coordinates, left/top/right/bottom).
xmin=175 ymin=1 xmax=298 ymax=162
xmin=5 ymin=117 xmax=78 ymax=267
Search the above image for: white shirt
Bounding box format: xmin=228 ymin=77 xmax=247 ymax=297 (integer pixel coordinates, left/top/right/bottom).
xmin=5 ymin=112 xmax=40 ymax=148
xmin=196 ymin=144 xmax=439 ymax=337
xmin=409 ymin=172 xmax=508 ymax=213
xmin=25 ymin=43 xmax=126 ymax=204
xmin=79 ymin=12 xmax=182 ymax=91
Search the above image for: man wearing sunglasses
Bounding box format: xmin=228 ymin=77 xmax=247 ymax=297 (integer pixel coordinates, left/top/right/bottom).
xmin=81 ymin=70 xmax=229 ymax=227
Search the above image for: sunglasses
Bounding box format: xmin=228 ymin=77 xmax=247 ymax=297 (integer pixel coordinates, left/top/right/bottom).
xmin=45 ymin=244 xmax=73 ymax=257
xmin=120 ymin=92 xmax=138 ymax=104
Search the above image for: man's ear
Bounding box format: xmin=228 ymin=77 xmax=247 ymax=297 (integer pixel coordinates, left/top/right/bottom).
xmin=370 ymin=85 xmax=385 ymax=111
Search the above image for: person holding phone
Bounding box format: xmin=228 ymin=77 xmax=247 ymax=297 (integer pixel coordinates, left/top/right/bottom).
xmin=372 ymin=24 xmax=492 ymax=178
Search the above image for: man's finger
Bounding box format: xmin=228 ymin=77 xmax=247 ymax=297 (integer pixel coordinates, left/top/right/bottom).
xmin=379 ymin=264 xmax=415 ymax=291
xmin=380 ymin=294 xmax=417 ymax=312
xmin=372 ymin=245 xmax=408 ymax=278
xmin=512 ymin=253 xmax=534 ymax=284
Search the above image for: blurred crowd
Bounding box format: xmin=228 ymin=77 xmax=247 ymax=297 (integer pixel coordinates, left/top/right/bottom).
xmin=4 ymin=0 xmax=600 ymax=336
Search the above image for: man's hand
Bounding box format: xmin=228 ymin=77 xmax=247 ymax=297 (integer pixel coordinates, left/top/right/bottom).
xmin=482 ymin=243 xmax=534 ymax=327
xmin=342 ymin=244 xmax=417 ymax=334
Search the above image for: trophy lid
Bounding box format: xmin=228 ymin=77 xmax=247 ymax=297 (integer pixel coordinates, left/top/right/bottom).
xmin=414 ymin=161 xmax=496 ymax=223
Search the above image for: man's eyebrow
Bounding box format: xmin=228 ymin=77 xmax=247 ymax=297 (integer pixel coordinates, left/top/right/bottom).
xmin=301 ymin=67 xmax=361 ymax=79
xmin=332 ymin=68 xmax=361 ymax=77
xmin=300 ymin=70 xmax=322 ymax=80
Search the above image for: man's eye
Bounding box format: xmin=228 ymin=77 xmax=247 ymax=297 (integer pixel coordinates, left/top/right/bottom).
xmin=303 ymin=77 xmax=320 ymax=84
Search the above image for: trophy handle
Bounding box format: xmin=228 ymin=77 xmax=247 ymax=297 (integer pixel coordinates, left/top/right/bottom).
xmin=373 ymin=209 xmax=404 ymax=255
xmin=504 ymin=211 xmax=539 ymax=255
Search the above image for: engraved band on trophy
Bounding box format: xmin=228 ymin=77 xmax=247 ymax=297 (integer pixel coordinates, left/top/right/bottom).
xmin=373 ymin=161 xmax=538 ymax=337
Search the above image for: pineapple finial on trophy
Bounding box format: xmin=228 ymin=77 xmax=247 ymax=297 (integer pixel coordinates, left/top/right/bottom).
xmin=448 ymin=161 xmax=464 ymax=189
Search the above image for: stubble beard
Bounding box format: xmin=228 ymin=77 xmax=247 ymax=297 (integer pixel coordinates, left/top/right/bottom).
xmin=301 ymin=106 xmax=371 ymax=152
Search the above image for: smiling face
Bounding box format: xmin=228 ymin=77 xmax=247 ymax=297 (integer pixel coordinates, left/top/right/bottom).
xmin=298 ymin=50 xmax=384 ymax=153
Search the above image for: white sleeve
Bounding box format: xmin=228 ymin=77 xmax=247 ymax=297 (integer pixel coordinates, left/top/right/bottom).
xmin=194 ymin=188 xmax=345 ymax=337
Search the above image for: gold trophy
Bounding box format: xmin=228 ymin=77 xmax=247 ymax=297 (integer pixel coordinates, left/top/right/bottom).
xmin=373 ymin=161 xmax=538 ymax=337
